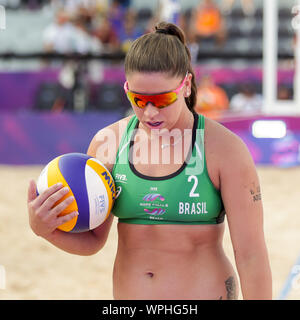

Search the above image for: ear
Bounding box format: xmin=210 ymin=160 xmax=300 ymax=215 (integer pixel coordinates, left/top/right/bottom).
xmin=185 ymin=88 xmax=191 ymax=97
xmin=184 ymin=72 xmax=193 ymax=97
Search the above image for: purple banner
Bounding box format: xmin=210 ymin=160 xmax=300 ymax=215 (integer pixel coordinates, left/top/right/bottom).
xmin=220 ymin=114 xmax=300 ymax=167
xmin=0 ymin=69 xmax=60 ymax=112
xmin=0 ymin=111 xmax=300 ymax=167
xmin=0 ymin=111 xmax=122 ymax=165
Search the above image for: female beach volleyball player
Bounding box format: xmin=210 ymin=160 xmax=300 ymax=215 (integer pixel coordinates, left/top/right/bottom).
xmin=27 ymin=22 xmax=272 ymax=300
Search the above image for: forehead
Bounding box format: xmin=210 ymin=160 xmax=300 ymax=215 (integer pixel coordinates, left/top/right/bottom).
xmin=126 ymin=72 xmax=183 ymax=94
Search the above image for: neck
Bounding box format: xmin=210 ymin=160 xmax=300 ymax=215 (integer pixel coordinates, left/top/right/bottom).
xmin=159 ymin=110 xmax=195 ymax=149
xmin=173 ymin=108 xmax=194 ymax=132
xmin=136 ymin=108 xmax=195 ymax=145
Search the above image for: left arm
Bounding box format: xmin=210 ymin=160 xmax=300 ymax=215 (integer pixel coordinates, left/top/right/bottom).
xmin=219 ymin=131 xmax=272 ymax=300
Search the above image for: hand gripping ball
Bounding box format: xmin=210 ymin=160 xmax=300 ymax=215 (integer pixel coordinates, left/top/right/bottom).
xmin=37 ymin=153 xmax=116 ymax=233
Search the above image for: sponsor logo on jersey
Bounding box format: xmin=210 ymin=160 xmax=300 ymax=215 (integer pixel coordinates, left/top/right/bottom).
xmin=143 ymin=193 xmax=165 ymax=202
xmin=144 ymin=208 xmax=166 ymax=216
xmin=115 ymin=173 xmax=127 ymax=182
xmin=140 ymin=193 xmax=168 ymax=220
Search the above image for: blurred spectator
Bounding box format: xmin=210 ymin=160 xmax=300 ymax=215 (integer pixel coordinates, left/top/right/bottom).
xmin=93 ymin=16 xmax=120 ymax=52
xmin=71 ymin=16 xmax=103 ymax=54
xmin=51 ymin=0 xmax=106 ymax=16
xmin=43 ymin=10 xmax=75 ymax=53
xmin=221 ymin=0 xmax=255 ymax=16
xmin=190 ymin=0 xmax=226 ymax=47
xmin=119 ymin=10 xmax=143 ymax=53
xmin=194 ymin=74 xmax=229 ymax=114
xmin=156 ymin=0 xmax=181 ymax=25
xmin=277 ymin=84 xmax=292 ymax=100
xmin=43 ymin=10 xmax=102 ymax=54
xmin=107 ymin=0 xmax=127 ymax=39
xmin=47 ymin=0 xmax=133 ymax=54
xmin=51 ymin=0 xmax=109 ymax=30
xmin=230 ymin=82 xmax=263 ymax=112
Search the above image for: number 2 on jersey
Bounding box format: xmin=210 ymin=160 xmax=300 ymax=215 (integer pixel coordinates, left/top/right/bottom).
xmin=188 ymin=175 xmax=199 ymax=197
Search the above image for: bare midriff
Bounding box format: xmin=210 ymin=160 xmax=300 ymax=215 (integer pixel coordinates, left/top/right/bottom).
xmin=113 ymin=222 xmax=238 ymax=300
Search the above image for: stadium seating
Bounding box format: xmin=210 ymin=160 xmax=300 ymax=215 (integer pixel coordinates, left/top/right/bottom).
xmin=0 ymin=0 xmax=296 ymax=111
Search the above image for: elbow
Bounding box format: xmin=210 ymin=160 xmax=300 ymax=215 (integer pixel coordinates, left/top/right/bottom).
xmin=67 ymin=245 xmax=103 ymax=256
xmin=234 ymin=247 xmax=267 ymax=267
xmin=77 ymin=245 xmax=103 ymax=256
xmin=234 ymin=239 xmax=270 ymax=264
xmin=72 ymin=235 xmax=108 ymax=256
xmin=234 ymin=246 xmax=272 ymax=280
xmin=81 ymin=248 xmax=101 ymax=256
xmin=83 ymin=235 xmax=108 ymax=256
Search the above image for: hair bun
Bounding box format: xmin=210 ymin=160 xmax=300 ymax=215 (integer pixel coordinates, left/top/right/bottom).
xmin=154 ymin=22 xmax=186 ymax=45
xmin=155 ymin=28 xmax=168 ymax=35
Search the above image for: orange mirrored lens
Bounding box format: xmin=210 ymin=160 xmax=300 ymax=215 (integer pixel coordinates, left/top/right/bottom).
xmin=127 ymin=92 xmax=177 ymax=109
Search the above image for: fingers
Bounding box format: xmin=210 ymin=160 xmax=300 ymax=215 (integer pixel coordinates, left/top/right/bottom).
xmin=27 ymin=179 xmax=37 ymax=203
xmin=48 ymin=195 xmax=75 ymax=219
xmin=55 ymin=211 xmax=79 ymax=229
xmin=28 ymin=180 xmax=79 ymax=237
xmin=33 ymin=182 xmax=64 ymax=208
xmin=41 ymin=186 xmax=71 ymax=212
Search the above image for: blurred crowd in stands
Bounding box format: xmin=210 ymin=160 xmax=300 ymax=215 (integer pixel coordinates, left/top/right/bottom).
xmin=42 ymin=0 xmax=136 ymax=55
xmin=23 ymin=0 xmax=262 ymax=57
xmin=1 ymin=0 xmax=295 ymax=115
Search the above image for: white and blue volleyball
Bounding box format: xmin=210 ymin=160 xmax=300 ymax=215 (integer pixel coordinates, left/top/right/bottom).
xmin=37 ymin=153 xmax=116 ymax=233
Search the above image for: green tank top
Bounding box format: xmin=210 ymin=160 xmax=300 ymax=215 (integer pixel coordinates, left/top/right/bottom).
xmin=111 ymin=113 xmax=225 ymax=225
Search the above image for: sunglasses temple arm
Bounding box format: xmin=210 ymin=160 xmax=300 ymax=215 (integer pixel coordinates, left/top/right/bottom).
xmin=173 ymin=72 xmax=188 ymax=95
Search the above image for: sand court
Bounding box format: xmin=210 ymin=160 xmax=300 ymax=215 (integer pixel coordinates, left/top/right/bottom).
xmin=0 ymin=165 xmax=300 ymax=300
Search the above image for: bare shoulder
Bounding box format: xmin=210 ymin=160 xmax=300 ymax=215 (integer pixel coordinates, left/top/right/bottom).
xmin=205 ymin=117 xmax=252 ymax=156
xmin=87 ymin=115 xmax=134 ymax=171
xmin=204 ymin=117 xmax=255 ymax=184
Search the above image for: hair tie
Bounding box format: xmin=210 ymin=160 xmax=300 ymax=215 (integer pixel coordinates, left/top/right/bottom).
xmin=156 ymin=29 xmax=168 ymax=35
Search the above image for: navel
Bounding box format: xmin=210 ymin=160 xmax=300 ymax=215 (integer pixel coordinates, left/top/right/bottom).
xmin=146 ymin=272 xmax=154 ymax=278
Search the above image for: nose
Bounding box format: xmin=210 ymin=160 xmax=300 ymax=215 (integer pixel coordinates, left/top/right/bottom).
xmin=143 ymin=103 xmax=160 ymax=118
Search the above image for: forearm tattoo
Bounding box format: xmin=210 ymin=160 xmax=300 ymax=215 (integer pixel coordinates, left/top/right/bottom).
xmin=250 ymin=184 xmax=261 ymax=202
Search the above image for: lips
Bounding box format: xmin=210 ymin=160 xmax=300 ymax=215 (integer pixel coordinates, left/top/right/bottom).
xmin=146 ymin=121 xmax=163 ymax=128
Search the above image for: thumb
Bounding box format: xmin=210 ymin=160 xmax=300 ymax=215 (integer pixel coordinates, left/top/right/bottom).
xmin=27 ymin=179 xmax=37 ymax=203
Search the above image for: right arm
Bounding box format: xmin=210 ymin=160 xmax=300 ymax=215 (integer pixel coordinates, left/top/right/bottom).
xmin=27 ymin=118 xmax=130 ymax=255
xmin=27 ymin=180 xmax=114 ymax=256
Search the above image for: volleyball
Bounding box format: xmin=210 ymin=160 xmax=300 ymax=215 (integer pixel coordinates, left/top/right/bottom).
xmin=36 ymin=153 xmax=116 ymax=233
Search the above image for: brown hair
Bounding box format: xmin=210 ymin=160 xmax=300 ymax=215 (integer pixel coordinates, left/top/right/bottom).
xmin=124 ymin=22 xmax=197 ymax=111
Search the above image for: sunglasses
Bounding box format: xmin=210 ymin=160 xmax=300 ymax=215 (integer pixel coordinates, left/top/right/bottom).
xmin=124 ymin=72 xmax=188 ymax=109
